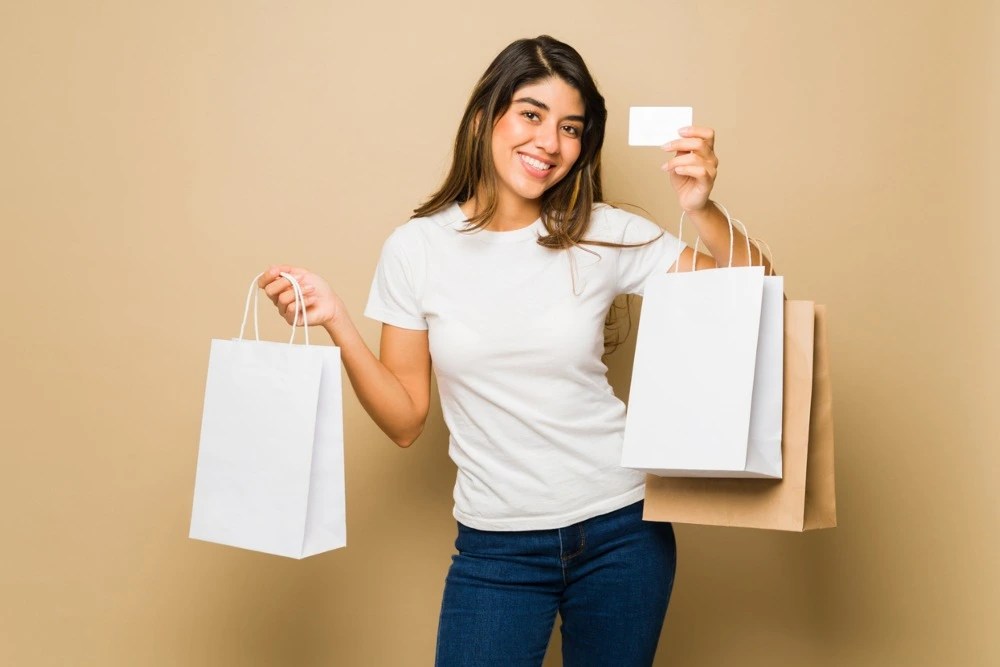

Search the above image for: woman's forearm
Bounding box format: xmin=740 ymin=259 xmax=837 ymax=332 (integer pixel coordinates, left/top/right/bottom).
xmin=685 ymin=200 xmax=773 ymax=273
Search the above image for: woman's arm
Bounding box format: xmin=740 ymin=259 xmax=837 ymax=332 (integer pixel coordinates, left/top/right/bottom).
xmin=325 ymin=317 xmax=430 ymax=448
xmin=681 ymin=201 xmax=773 ymax=274
xmin=662 ymin=126 xmax=775 ymax=274
xmin=260 ymin=265 xmax=431 ymax=448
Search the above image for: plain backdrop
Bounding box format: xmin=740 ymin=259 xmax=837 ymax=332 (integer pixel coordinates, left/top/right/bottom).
xmin=2 ymin=1 xmax=997 ymax=665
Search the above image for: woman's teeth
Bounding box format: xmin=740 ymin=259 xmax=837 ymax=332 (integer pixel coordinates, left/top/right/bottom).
xmin=520 ymin=154 xmax=552 ymax=171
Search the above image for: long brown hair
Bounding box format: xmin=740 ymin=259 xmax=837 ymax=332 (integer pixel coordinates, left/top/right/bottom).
xmin=414 ymin=35 xmax=657 ymax=352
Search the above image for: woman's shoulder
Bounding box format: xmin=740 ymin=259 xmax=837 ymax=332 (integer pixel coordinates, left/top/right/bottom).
xmin=408 ymin=201 xmax=465 ymax=228
xmin=388 ymin=203 xmax=462 ymax=240
xmin=379 ymin=203 xmax=463 ymax=260
xmin=587 ymin=202 xmax=665 ymax=245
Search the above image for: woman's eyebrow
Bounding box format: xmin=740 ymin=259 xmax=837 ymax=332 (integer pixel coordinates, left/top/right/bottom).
xmin=513 ymin=96 xmax=549 ymax=110
xmin=512 ymin=97 xmax=585 ymax=123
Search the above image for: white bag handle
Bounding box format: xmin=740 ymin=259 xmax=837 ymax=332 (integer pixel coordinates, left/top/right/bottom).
xmin=727 ymin=217 xmax=753 ymax=269
xmin=238 ymin=272 xmax=310 ymax=346
xmin=748 ymin=237 xmax=776 ymax=276
xmin=678 ymin=202 xmax=751 ymax=272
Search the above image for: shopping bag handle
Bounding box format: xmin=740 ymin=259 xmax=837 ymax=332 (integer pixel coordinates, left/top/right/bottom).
xmin=237 ymin=272 xmax=310 ymax=346
xmin=748 ymin=237 xmax=776 ymax=277
xmin=688 ymin=234 xmax=744 ymax=270
xmin=728 ymin=217 xmax=755 ymax=269
xmin=676 ymin=202 xmax=751 ymax=272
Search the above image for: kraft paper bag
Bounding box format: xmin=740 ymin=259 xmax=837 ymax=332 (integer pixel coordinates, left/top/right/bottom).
xmin=642 ymin=302 xmax=837 ymax=531
xmin=190 ymin=273 xmax=346 ymax=558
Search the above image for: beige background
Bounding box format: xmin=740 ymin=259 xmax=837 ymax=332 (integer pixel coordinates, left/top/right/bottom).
xmin=2 ymin=1 xmax=997 ymax=665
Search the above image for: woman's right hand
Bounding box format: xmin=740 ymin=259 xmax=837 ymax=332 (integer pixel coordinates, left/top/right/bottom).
xmin=258 ymin=265 xmax=345 ymax=329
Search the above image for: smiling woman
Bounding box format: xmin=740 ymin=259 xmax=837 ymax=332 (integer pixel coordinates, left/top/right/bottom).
xmin=412 ymin=36 xmax=609 ymax=246
xmin=258 ymin=34 xmax=759 ymax=667
xmin=480 ymin=78 xmax=585 ymax=225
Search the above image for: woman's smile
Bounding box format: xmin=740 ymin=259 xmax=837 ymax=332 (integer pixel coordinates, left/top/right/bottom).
xmin=518 ymin=151 xmax=556 ymax=178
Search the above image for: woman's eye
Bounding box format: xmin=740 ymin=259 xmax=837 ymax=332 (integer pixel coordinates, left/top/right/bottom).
xmin=563 ymin=126 xmax=581 ymax=137
xmin=522 ymin=111 xmax=540 ymax=121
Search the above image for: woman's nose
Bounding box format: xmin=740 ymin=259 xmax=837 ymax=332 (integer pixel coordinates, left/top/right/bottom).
xmin=534 ymin=122 xmax=559 ymax=155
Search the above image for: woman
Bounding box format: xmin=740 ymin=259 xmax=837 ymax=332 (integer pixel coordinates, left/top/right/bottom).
xmin=260 ymin=35 xmax=768 ymax=667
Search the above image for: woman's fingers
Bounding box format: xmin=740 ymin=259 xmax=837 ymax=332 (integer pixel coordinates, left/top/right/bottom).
xmin=257 ymin=268 xmax=274 ymax=289
xmin=662 ymin=152 xmax=697 ymax=170
xmin=277 ymin=284 xmax=314 ymax=311
xmin=262 ymin=268 xmax=308 ymax=301
xmin=662 ymin=153 xmax=717 ymax=178
xmin=276 ymin=288 xmax=294 ymax=308
xmin=284 ymin=298 xmax=314 ymax=319
xmin=662 ymin=128 xmax=717 ymax=158
xmin=673 ymin=165 xmax=711 ymax=179
xmin=258 ymin=265 xmax=293 ymax=289
xmin=256 ymin=265 xmax=336 ymax=328
xmin=283 ymin=300 xmax=321 ymax=324
xmin=281 ymin=293 xmax=315 ymax=315
xmin=661 ymin=137 xmax=709 ymax=156
xmin=678 ymin=125 xmax=715 ymax=148
xmin=257 ymin=269 xmax=311 ymax=315
xmin=662 ymin=127 xmax=719 ymax=212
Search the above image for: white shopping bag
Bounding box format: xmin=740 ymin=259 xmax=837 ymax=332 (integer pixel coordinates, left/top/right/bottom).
xmin=190 ymin=272 xmax=346 ymax=558
xmin=744 ymin=235 xmax=784 ymax=478
xmin=621 ymin=208 xmax=781 ymax=478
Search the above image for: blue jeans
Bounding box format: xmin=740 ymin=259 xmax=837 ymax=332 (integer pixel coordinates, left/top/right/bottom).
xmin=435 ymin=500 xmax=676 ymax=666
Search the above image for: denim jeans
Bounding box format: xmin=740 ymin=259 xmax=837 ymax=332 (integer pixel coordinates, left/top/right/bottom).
xmin=435 ymin=500 xmax=676 ymax=667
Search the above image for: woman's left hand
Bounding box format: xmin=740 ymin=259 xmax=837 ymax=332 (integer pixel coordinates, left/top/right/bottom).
xmin=661 ymin=126 xmax=718 ymax=212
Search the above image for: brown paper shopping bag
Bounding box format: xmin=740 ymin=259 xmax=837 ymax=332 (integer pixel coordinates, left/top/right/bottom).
xmin=642 ymin=302 xmax=836 ymax=531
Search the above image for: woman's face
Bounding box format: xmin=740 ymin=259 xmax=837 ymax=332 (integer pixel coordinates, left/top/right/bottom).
xmin=489 ymin=76 xmax=585 ymax=208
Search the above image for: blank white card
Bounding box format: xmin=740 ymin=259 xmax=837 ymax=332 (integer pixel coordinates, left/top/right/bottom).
xmin=628 ymin=106 xmax=693 ymax=146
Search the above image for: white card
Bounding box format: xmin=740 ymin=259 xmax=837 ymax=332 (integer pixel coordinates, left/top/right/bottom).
xmin=628 ymin=106 xmax=693 ymax=146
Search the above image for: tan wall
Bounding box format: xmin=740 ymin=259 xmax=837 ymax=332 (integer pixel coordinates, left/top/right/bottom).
xmin=2 ymin=1 xmax=997 ymax=665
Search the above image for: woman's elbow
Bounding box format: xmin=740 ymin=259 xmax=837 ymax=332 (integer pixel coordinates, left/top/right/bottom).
xmin=391 ymin=422 xmax=425 ymax=448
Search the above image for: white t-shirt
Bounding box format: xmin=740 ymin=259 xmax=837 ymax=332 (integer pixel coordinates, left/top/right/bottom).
xmin=364 ymin=201 xmax=685 ymax=531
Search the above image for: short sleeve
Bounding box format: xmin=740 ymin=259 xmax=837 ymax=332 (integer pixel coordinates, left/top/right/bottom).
xmin=364 ymin=226 xmax=428 ymax=330
xmin=615 ymin=210 xmax=687 ymax=296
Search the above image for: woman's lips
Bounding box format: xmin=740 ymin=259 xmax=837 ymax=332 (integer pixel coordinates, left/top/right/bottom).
xmin=518 ymin=152 xmax=554 ymax=180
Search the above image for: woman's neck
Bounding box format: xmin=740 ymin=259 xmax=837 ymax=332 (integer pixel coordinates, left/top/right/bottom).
xmin=460 ymin=193 xmax=541 ymax=232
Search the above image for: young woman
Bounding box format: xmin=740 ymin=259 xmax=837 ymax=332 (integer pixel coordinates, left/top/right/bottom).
xmin=260 ymin=35 xmax=768 ymax=667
